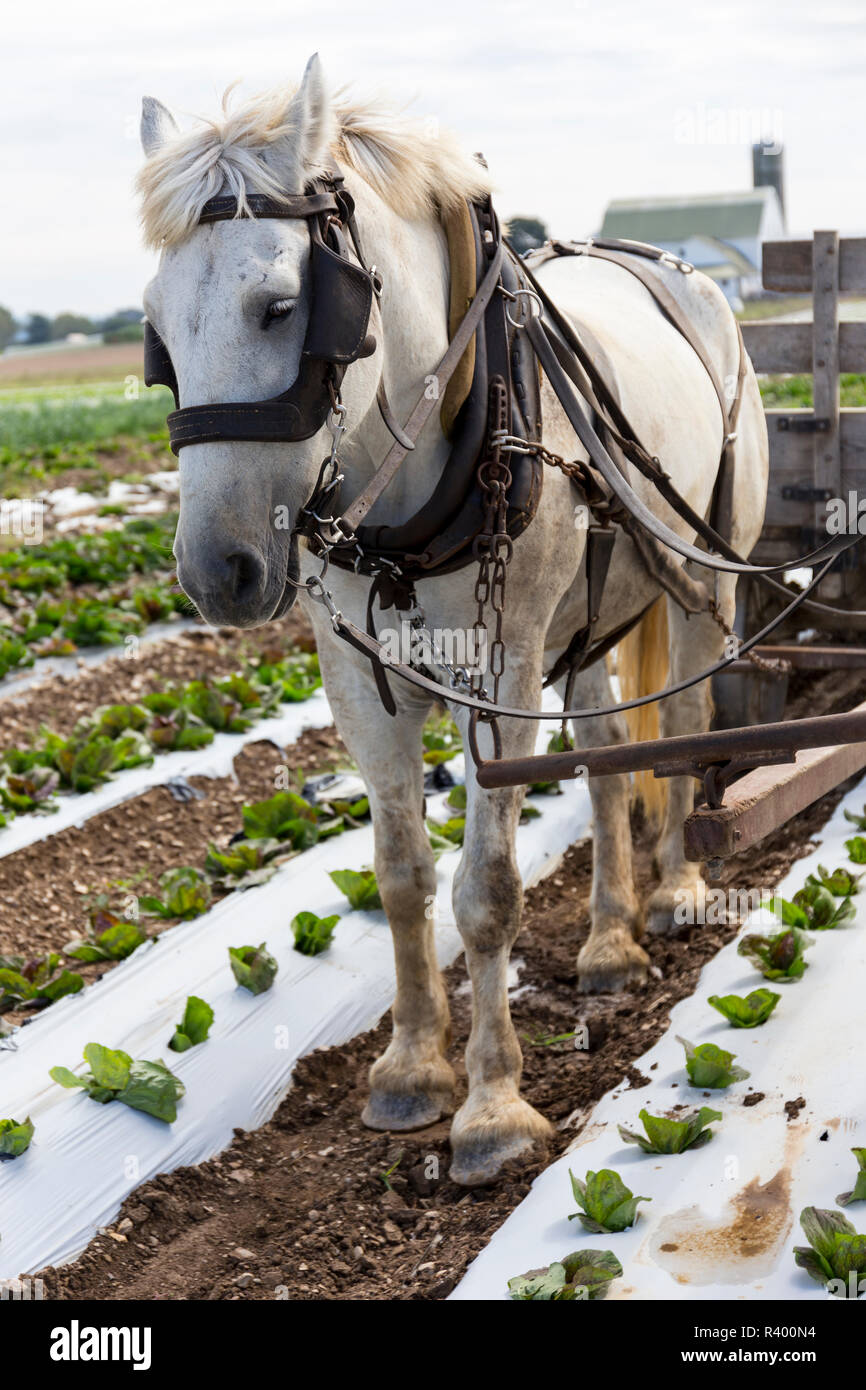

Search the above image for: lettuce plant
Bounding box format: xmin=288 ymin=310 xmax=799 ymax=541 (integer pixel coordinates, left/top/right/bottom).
xmin=204 ymin=839 xmax=276 ymax=889
xmin=805 ymin=864 xmax=862 ymax=897
xmin=229 ymin=943 xmax=278 ymax=995
xmin=329 ymin=868 xmax=382 ymax=911
xmin=139 ymin=867 xmax=212 ymax=921
xmin=568 ymin=1168 xmax=650 ymax=1233
xmin=65 ymin=911 xmax=146 ymax=962
xmin=0 ymin=765 xmax=59 ymax=815
xmin=793 ymin=1206 xmax=866 ymax=1298
xmin=292 ymin=911 xmax=340 ymax=957
xmin=252 ymin=651 xmax=321 ymax=702
xmin=0 ymin=1116 xmax=34 ymax=1158
xmin=508 ymin=1250 xmax=622 ymax=1300
xmin=421 ymin=715 xmax=462 ymax=766
xmin=51 ymin=1042 xmax=184 ymax=1123
xmin=619 ymin=1106 xmax=722 ymax=1154
xmin=846 ymin=836 xmax=866 ymax=864
xmin=427 ymin=817 xmax=466 ymax=858
xmin=708 ymin=988 xmax=780 ymax=1028
xmin=844 ymin=804 xmax=866 ymax=831
xmin=837 ymin=1150 xmax=866 ymax=1207
xmin=737 ymin=927 xmax=811 ymax=981
xmin=242 ymin=791 xmax=320 ymax=850
xmin=677 ymin=1036 xmax=749 ymax=1088
xmin=183 ymin=681 xmax=254 ymax=733
xmin=790 ymin=883 xmax=855 ymax=930
xmin=169 ymin=996 xmax=214 ymax=1052
xmin=0 ymin=953 xmax=83 ymax=1010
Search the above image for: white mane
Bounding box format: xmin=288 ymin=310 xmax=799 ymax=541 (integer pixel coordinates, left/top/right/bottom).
xmin=137 ymin=82 xmax=493 ymax=249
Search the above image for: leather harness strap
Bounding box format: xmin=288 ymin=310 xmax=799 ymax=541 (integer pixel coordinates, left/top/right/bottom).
xmin=328 ymin=549 xmax=838 ymax=723
xmin=328 ymin=244 xmax=505 ymax=542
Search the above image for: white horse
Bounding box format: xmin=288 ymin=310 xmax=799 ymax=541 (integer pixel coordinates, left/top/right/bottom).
xmin=138 ymin=55 xmax=768 ymax=1185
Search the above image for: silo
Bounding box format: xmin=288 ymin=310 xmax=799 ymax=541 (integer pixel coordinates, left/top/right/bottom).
xmin=752 ymin=143 xmax=786 ymax=229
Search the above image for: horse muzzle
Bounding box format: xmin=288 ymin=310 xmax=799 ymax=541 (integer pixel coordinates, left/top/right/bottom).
xmin=175 ymin=533 xmax=296 ymax=629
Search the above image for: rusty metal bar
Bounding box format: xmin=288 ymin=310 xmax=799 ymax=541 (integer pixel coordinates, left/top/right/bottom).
xmin=683 ymin=725 xmax=866 ymax=862
xmin=727 ymin=644 xmax=866 ymax=674
xmin=474 ymin=706 xmax=866 ymax=789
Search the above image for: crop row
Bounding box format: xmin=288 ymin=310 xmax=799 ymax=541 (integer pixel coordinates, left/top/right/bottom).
xmin=0 ymin=649 xmax=322 ymax=824
xmin=0 ymin=383 xmax=172 ymax=453
xmin=506 ymin=830 xmax=866 ymax=1300
xmin=0 ymin=512 xmax=182 ymax=678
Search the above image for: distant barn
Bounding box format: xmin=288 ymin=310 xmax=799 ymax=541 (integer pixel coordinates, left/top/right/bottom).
xmin=600 ymin=148 xmax=786 ymax=309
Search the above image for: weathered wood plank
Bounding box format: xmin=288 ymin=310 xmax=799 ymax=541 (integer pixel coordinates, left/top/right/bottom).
xmin=762 ymin=236 xmax=866 ymax=292
xmin=757 ymin=408 xmax=866 ymax=529
xmin=811 ymin=233 xmax=841 ymax=577
xmin=742 ymin=320 xmax=866 ymax=374
xmin=684 ymin=706 xmax=866 ymax=861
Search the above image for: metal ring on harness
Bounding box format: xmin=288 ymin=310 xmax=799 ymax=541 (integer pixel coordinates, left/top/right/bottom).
xmin=501 ymin=286 xmax=543 ymax=329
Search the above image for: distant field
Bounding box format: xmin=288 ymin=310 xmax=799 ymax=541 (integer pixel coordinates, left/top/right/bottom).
xmin=0 ymin=341 xmax=143 ymax=386
xmin=0 ymin=378 xmax=172 ymax=455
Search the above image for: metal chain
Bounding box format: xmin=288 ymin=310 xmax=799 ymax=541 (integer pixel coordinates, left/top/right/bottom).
xmin=471 ymin=391 xmax=513 ymax=706
xmin=706 ymin=598 xmax=791 ymax=675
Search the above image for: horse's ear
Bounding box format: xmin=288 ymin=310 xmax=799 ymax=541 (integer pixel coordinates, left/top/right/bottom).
xmin=140 ymin=96 xmax=180 ymax=158
xmin=279 ymin=54 xmax=335 ymax=177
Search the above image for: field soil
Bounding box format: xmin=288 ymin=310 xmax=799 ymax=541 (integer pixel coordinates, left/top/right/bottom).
xmin=30 ymin=679 xmax=851 ymax=1300
xmin=0 ymin=344 xmax=143 ymax=385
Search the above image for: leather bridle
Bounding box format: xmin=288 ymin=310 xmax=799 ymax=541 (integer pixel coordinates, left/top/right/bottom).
xmin=144 ymin=177 xmax=379 ymax=454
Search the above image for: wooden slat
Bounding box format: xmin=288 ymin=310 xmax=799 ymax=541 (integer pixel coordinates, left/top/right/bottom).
xmin=762 ymin=236 xmax=866 ymax=293
xmin=758 ymin=408 xmax=866 ymax=530
xmin=812 ymin=232 xmax=842 ymax=581
xmin=742 ymin=320 xmax=866 ymax=374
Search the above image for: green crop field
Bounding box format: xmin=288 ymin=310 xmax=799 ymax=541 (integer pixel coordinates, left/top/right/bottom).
xmin=0 ymin=380 xmax=173 ymax=453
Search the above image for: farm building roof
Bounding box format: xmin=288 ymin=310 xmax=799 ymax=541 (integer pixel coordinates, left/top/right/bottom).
xmin=600 ymin=187 xmax=779 ymax=243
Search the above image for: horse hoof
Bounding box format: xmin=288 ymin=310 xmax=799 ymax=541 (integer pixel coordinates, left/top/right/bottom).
xmin=576 ymin=931 xmax=650 ymax=994
xmin=361 ymin=1088 xmax=451 ymax=1132
xmin=449 ymin=1096 xmax=552 ymax=1187
xmin=645 ymin=884 xmax=698 ymax=937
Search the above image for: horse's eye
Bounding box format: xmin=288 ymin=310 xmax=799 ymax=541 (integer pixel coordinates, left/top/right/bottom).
xmin=265 ymin=298 xmax=295 ymax=325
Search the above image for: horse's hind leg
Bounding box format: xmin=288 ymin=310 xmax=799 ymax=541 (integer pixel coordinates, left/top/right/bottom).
xmin=567 ymin=660 xmax=652 ymax=993
xmin=645 ymin=578 xmax=734 ymax=935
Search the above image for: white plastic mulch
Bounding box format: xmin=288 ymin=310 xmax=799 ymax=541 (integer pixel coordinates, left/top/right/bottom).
xmin=0 ymin=691 xmax=334 ymax=862
xmin=453 ymin=776 xmax=866 ymax=1301
xmin=0 ymin=722 xmax=592 ymax=1279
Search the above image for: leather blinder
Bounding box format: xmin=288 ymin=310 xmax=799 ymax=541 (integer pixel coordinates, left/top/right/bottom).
xmin=146 ymin=177 xmax=377 ymax=452
xmin=143 ymin=321 xmax=178 ymax=407
xmin=303 ymin=225 xmax=374 ymax=365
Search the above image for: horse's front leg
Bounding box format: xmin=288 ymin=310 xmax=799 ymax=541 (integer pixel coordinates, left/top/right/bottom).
xmin=448 ymin=692 xmax=554 ymax=1186
xmin=312 ymin=636 xmax=455 ymax=1130
xmin=567 ymin=659 xmax=651 ymax=993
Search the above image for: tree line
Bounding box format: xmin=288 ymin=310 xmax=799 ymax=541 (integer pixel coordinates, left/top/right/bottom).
xmin=0 ymin=218 xmax=550 ymax=356
xmin=0 ymin=307 xmax=144 ymax=353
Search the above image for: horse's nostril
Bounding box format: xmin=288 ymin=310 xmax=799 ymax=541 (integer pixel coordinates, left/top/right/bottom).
xmin=224 ymin=548 xmax=264 ymax=601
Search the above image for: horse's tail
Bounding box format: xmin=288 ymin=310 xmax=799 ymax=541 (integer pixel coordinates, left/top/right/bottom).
xmin=615 ymin=598 xmax=669 ymax=827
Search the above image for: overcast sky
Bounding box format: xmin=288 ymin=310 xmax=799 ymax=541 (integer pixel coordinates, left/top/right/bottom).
xmin=3 ymin=0 xmax=865 ymax=317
